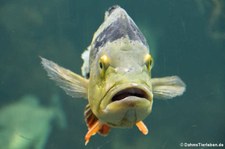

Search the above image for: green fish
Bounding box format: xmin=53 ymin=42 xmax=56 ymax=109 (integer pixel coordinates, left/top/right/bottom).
xmin=41 ymin=5 xmax=185 ymax=145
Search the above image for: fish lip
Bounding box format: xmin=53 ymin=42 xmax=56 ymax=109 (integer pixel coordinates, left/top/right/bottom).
xmin=111 ymin=87 xmax=149 ymax=102
xmin=100 ymin=83 xmax=153 ymax=110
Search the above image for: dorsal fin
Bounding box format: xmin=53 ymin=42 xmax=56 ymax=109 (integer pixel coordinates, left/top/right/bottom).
xmin=84 ymin=104 xmax=111 ymax=145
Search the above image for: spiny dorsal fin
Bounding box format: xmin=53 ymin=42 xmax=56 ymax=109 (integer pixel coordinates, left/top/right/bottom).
xmin=84 ymin=105 xmax=111 ymax=140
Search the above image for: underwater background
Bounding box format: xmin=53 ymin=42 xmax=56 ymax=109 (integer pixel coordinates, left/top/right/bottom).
xmin=0 ymin=0 xmax=224 ymax=149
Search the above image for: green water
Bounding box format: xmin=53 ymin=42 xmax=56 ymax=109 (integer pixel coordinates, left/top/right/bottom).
xmin=0 ymin=0 xmax=224 ymax=149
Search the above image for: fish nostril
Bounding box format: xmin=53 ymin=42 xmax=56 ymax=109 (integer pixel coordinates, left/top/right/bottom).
xmin=127 ymin=67 xmax=133 ymax=73
xmin=121 ymin=67 xmax=134 ymax=73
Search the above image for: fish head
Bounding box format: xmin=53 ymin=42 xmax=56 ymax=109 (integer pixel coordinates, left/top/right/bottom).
xmin=88 ymin=40 xmax=153 ymax=127
xmin=88 ymin=6 xmax=154 ymax=127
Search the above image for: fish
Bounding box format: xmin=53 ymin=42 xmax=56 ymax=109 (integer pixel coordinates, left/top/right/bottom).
xmin=40 ymin=5 xmax=186 ymax=145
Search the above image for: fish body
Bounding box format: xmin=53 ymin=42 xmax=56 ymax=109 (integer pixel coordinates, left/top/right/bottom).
xmin=41 ymin=5 xmax=185 ymax=145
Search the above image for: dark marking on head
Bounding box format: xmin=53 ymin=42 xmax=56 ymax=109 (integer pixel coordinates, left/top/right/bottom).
xmin=93 ymin=15 xmax=148 ymax=49
xmin=107 ymin=5 xmax=120 ymax=16
xmin=88 ymin=6 xmax=149 ymax=67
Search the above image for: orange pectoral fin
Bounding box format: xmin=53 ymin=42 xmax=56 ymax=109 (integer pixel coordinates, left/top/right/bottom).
xmin=136 ymin=121 xmax=148 ymax=135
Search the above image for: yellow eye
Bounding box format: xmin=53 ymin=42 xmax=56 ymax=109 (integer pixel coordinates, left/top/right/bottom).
xmin=144 ymin=54 xmax=153 ymax=71
xmin=99 ymin=55 xmax=110 ymax=77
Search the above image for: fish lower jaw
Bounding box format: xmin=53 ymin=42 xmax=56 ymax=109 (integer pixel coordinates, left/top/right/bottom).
xmin=99 ymin=97 xmax=152 ymax=127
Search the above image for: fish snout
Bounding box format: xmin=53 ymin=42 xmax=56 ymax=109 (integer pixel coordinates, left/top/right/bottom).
xmin=99 ymin=83 xmax=153 ymax=127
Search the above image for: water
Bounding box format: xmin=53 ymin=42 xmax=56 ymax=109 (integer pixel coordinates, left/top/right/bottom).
xmin=0 ymin=0 xmax=224 ymax=149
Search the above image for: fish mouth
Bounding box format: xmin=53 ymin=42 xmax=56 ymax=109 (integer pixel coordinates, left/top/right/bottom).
xmin=100 ymin=83 xmax=153 ymax=111
xmin=111 ymin=87 xmax=150 ymax=102
xmin=99 ymin=83 xmax=153 ymax=127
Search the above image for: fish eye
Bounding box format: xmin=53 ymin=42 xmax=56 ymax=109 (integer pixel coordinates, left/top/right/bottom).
xmin=99 ymin=55 xmax=110 ymax=76
xmin=144 ymin=54 xmax=153 ymax=71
